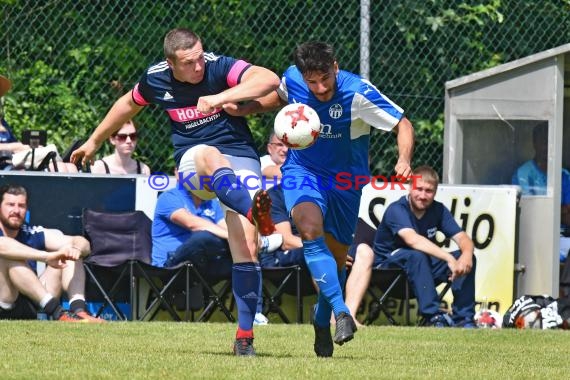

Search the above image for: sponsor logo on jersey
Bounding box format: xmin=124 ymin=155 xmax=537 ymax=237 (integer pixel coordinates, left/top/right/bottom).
xmin=319 ymin=123 xmax=342 ymax=139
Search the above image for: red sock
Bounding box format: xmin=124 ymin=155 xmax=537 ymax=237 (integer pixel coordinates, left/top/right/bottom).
xmin=236 ymin=327 xmax=254 ymax=339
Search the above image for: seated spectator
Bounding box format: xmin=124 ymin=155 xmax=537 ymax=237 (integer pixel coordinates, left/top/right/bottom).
xmin=90 ymin=120 xmax=151 ymax=175
xmin=0 ymin=75 xmax=77 ymax=173
xmin=151 ymin=177 xmax=232 ymax=279
xmin=0 ymin=184 xmax=104 ymax=322
xmin=259 ymin=132 xmax=288 ymax=189
xmin=512 ymin=122 xmax=570 ymax=262
xmin=151 ymin=175 xmax=279 ymax=324
xmin=372 ymin=165 xmax=476 ymax=327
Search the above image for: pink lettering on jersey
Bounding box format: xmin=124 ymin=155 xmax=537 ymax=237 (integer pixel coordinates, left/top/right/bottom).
xmin=132 ymin=83 xmax=150 ymax=106
xmin=167 ymin=106 xmax=221 ymax=122
xmin=227 ymin=60 xmax=250 ymax=87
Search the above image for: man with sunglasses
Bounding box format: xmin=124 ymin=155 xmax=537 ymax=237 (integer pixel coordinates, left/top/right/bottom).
xmin=90 ymin=120 xmax=151 ymax=175
xmin=71 ymin=27 xmax=280 ymax=356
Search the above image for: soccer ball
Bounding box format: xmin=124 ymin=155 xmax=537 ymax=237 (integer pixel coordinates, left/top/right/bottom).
xmin=273 ymin=103 xmax=321 ymax=150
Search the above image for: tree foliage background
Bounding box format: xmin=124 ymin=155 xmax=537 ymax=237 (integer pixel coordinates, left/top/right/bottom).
xmin=1 ymin=0 xmax=569 ymax=174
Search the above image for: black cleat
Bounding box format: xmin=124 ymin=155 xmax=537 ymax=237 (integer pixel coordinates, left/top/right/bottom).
xmin=233 ymin=337 xmax=256 ymax=356
xmin=313 ymin=320 xmax=334 ymax=357
xmin=333 ymin=312 xmax=357 ymax=346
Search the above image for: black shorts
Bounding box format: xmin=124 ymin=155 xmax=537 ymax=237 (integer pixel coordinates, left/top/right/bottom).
xmin=0 ymin=296 xmax=37 ymax=320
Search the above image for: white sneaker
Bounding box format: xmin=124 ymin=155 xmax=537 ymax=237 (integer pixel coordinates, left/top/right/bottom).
xmin=259 ymin=233 xmax=283 ymax=255
xmin=253 ymin=312 xmax=269 ymax=326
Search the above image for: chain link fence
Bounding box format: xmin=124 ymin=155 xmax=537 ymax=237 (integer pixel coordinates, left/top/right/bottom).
xmin=1 ymin=0 xmax=569 ymax=175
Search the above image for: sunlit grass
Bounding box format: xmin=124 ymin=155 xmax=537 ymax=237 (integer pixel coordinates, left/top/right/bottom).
xmin=1 ymin=321 xmax=568 ymax=379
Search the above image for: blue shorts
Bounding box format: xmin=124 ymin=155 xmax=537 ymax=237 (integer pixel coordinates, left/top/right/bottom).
xmin=281 ymin=166 xmax=360 ymax=245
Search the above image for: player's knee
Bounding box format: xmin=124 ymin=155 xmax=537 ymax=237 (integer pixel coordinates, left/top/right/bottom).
xmin=198 ymin=146 xmax=229 ymax=170
xmin=356 ymin=243 xmax=374 ymax=266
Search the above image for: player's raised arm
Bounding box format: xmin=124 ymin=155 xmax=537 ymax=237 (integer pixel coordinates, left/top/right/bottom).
xmin=71 ymin=92 xmax=143 ymax=168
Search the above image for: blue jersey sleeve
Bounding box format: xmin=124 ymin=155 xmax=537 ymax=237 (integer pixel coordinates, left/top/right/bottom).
xmin=154 ymin=190 xmax=186 ymax=221
xmin=439 ymin=205 xmax=462 ymax=238
xmin=384 ymin=202 xmax=415 ymax=236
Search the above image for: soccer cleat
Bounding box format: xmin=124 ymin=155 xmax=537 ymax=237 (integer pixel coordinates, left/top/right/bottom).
xmin=333 ymin=312 xmax=357 ymax=345
xmin=247 ymin=189 xmax=275 ymax=236
xmin=75 ymin=310 xmax=107 ymax=323
xmin=454 ymin=318 xmax=477 ymax=329
xmin=313 ymin=320 xmax=334 ymax=357
xmin=57 ymin=311 xmax=90 ymax=323
xmin=426 ymin=312 xmax=455 ymax=328
xmin=233 ymin=338 xmax=256 ymax=356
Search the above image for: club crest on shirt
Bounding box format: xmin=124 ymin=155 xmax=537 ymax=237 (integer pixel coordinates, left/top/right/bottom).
xmin=427 ymin=227 xmax=437 ymax=239
xmin=329 ymin=104 xmax=343 ymax=119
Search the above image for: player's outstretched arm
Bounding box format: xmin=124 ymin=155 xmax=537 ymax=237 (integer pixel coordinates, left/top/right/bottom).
xmin=71 ymin=92 xmax=143 ymax=168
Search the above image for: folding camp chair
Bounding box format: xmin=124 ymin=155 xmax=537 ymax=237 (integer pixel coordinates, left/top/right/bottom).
xmin=191 ymin=271 xmax=235 ymax=322
xmin=365 ymin=267 xmax=452 ymax=326
xmin=82 ymin=209 xmax=200 ymax=321
xmin=260 ymin=265 xmax=304 ymax=324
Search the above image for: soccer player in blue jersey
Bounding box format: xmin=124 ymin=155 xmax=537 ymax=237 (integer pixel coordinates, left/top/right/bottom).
xmin=227 ymin=41 xmax=415 ymax=357
xmin=71 ymin=28 xmax=281 ymax=356
xmin=372 ymin=165 xmax=476 ymax=327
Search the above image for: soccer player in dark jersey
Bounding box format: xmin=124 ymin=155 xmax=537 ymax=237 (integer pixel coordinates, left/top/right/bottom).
xmin=71 ymin=28 xmax=281 ymax=356
xmin=226 ymin=41 xmax=415 ymax=357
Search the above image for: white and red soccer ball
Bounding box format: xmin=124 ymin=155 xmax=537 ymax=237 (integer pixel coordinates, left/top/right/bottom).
xmin=273 ymin=103 xmax=321 ymax=150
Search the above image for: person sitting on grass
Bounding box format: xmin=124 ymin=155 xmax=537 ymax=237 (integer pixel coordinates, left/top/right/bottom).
xmin=0 ymin=184 xmax=104 ymax=322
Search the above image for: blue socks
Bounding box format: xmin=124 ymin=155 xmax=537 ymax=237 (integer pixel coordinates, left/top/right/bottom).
xmin=212 ymin=167 xmax=252 ymax=217
xmin=304 ymin=237 xmax=349 ymax=327
xmin=232 ymin=262 xmax=261 ymax=332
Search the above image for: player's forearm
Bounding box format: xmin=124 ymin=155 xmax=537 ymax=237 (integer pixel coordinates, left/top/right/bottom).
xmin=222 ymin=66 xmax=280 ymax=105
xmin=0 ymin=236 xmax=50 ymax=262
xmin=90 ymin=93 xmax=142 ymax=146
xmin=396 ymin=117 xmax=414 ymax=164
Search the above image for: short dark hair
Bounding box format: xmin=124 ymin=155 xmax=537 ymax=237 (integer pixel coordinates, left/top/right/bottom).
xmin=164 ymin=28 xmax=201 ymax=60
xmin=293 ymin=41 xmax=336 ymax=75
xmin=0 ymin=184 xmax=28 ymax=204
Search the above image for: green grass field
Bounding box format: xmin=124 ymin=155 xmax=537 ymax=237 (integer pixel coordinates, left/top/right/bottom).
xmin=1 ymin=321 xmax=568 ymax=379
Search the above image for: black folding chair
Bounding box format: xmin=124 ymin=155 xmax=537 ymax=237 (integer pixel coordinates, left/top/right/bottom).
xmin=82 ymin=209 xmax=201 ymax=321
xmin=366 ymin=267 xmax=452 ymax=326
xmin=261 ymin=265 xmax=304 ymax=324
xmin=191 ymin=272 xmax=235 ymax=323
xmin=365 ymin=268 xmax=412 ymax=326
